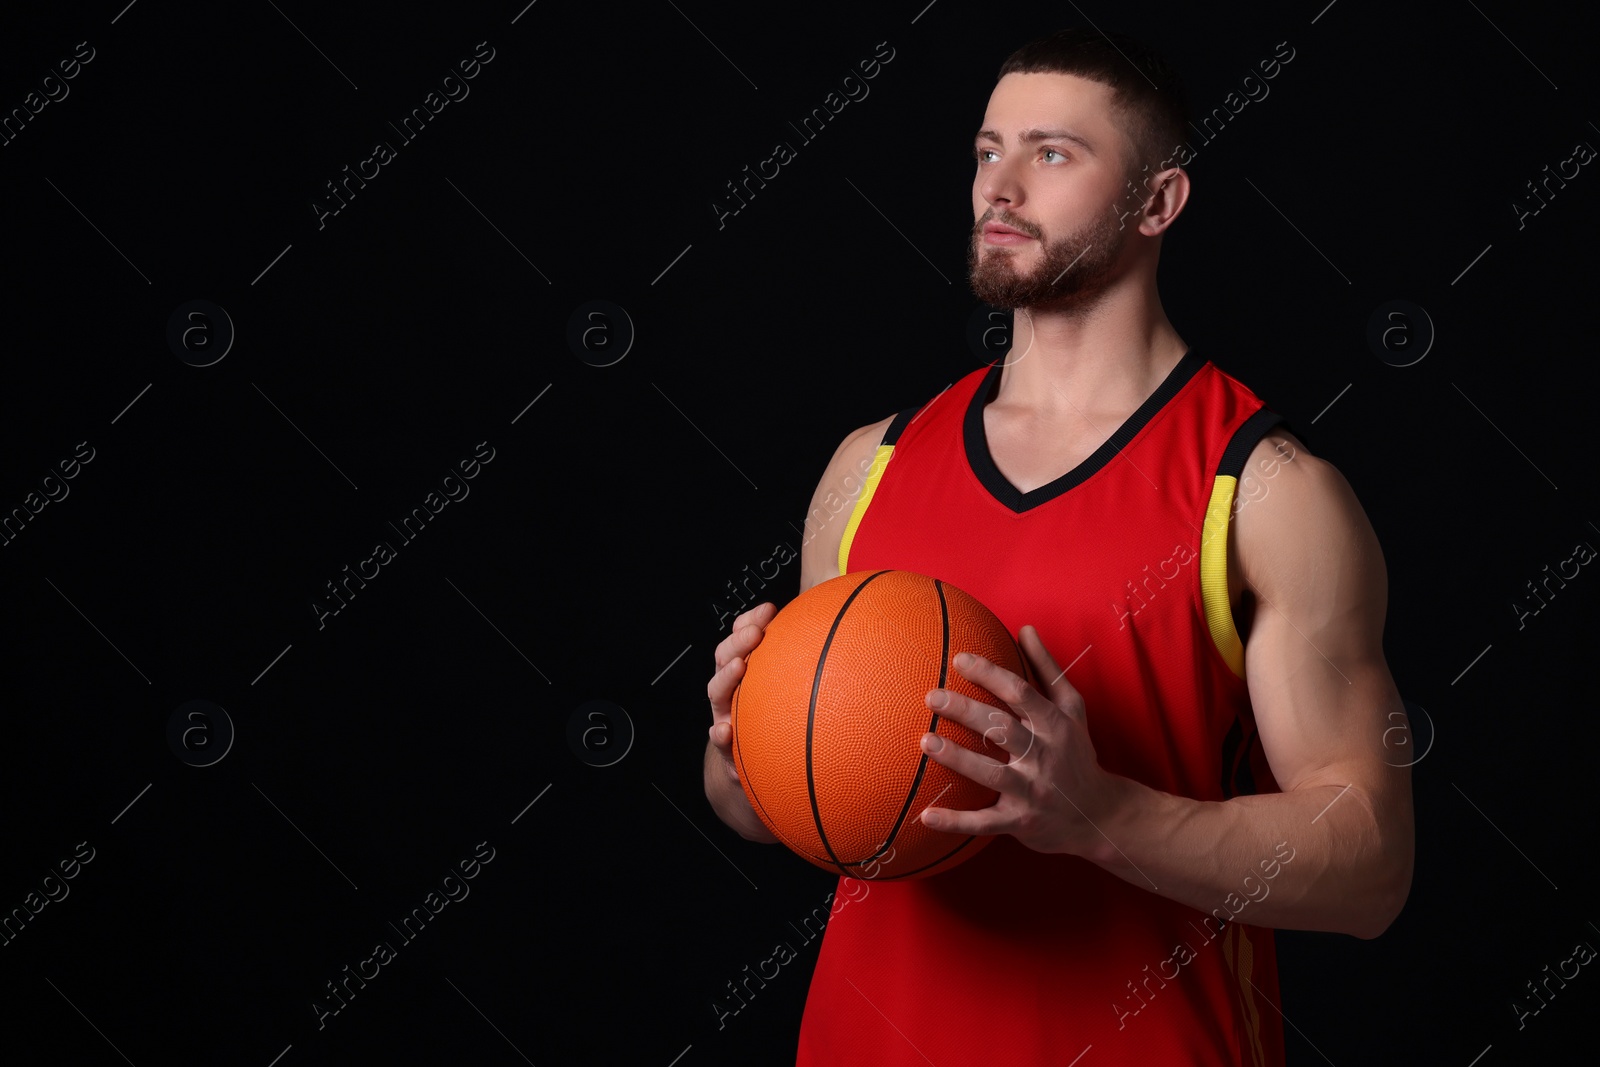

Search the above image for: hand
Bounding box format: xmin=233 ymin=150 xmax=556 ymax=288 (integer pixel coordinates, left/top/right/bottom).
xmin=704 ymin=602 xmax=780 ymax=842
xmin=916 ymin=624 xmax=1128 ymax=858
xmin=707 ymin=601 xmax=777 ymax=763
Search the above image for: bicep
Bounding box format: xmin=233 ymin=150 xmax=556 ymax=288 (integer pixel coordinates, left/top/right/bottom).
xmin=1235 ymin=440 xmax=1407 ymax=798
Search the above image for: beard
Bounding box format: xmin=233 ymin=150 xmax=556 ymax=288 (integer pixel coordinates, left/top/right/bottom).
xmin=967 ymin=207 xmax=1127 ymax=313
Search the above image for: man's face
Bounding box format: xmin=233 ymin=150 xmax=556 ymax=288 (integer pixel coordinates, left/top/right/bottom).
xmin=968 ymin=71 xmax=1137 ymax=313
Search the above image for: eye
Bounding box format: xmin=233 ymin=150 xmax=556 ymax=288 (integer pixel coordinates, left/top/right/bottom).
xmin=1042 ymin=147 xmax=1067 ymax=163
xmin=974 ymin=147 xmax=998 ymax=163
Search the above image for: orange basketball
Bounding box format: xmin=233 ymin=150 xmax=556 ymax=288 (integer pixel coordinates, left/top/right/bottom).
xmin=730 ymin=569 xmax=1033 ymax=880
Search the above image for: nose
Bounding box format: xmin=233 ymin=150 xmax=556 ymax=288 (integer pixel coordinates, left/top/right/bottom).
xmin=978 ymin=152 xmax=1025 ymax=213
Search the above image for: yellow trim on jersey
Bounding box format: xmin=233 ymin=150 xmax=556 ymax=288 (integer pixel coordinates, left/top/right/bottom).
xmin=838 ymin=444 xmax=894 ymax=575
xmin=1201 ymin=474 xmax=1246 ymax=679
xmin=1222 ymin=924 xmax=1268 ymax=1067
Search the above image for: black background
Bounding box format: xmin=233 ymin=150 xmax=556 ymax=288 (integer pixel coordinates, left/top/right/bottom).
xmin=1 ymin=0 xmax=1596 ymax=1063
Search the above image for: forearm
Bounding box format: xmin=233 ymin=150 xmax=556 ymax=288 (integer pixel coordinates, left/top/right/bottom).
xmin=1088 ymin=772 xmax=1412 ymax=939
xmin=704 ymin=739 xmax=779 ymax=844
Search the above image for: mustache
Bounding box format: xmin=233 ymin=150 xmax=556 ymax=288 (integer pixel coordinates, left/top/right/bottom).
xmin=976 ymin=210 xmax=1042 ymax=240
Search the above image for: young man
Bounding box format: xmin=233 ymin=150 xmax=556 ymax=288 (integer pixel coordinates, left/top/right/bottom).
xmin=704 ymin=28 xmax=1413 ymax=1066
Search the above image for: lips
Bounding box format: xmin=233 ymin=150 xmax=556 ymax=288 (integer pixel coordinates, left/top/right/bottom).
xmin=980 ymin=220 xmax=1035 ymax=248
xmin=983 ymin=222 xmax=1032 ymax=238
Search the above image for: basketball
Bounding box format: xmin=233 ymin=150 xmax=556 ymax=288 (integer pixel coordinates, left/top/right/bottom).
xmin=730 ymin=569 xmax=1035 ymax=881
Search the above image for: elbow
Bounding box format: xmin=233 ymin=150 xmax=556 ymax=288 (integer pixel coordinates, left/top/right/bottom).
xmin=1345 ymin=780 xmax=1414 ymax=940
xmin=1352 ymin=843 xmax=1414 ymax=940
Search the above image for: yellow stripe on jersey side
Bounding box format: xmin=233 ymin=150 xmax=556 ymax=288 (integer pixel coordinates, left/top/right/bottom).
xmin=837 ymin=444 xmax=894 ymax=575
xmin=1222 ymin=924 xmax=1268 ymax=1067
xmin=1201 ymin=474 xmax=1246 ymax=679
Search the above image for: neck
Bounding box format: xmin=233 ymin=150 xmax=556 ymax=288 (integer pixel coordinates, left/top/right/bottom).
xmin=997 ymin=268 xmax=1186 ymax=416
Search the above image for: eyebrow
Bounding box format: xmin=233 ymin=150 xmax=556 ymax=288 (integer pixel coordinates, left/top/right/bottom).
xmin=975 ymin=127 xmax=1095 ymax=155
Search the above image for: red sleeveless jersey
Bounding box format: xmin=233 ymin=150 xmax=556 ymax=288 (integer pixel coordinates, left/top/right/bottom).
xmin=795 ymin=349 xmax=1291 ymax=1067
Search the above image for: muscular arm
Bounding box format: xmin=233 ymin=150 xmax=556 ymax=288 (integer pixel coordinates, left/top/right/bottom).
xmin=1088 ymin=432 xmax=1415 ymax=939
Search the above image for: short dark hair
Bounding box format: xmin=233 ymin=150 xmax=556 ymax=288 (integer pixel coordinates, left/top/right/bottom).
xmin=997 ymin=28 xmax=1189 ymax=181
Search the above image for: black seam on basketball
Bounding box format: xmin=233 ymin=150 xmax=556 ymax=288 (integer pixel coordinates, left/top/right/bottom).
xmin=863 ymin=575 xmax=950 ymax=870
xmin=867 ymin=834 xmax=983 ymax=880
xmin=841 ymin=575 xmax=951 ymax=868
xmin=808 ymin=569 xmax=894 ymax=878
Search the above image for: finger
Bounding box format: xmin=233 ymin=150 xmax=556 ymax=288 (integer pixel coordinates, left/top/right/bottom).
xmin=919 ymin=797 xmax=1011 ymax=837
xmin=948 ymin=650 xmax=1054 ymax=729
xmin=707 ymin=723 xmax=741 ymax=784
xmin=739 ymin=600 xmax=778 ymax=627
xmin=729 ymin=602 xmax=777 ymax=644
xmin=706 ymin=655 xmax=746 ymax=720
xmin=714 ymin=603 xmax=777 ymax=668
xmin=952 ymin=650 xmax=1036 ymax=707
xmin=713 ymin=627 xmax=754 ymax=671
xmin=1019 ymin=625 xmax=1085 ymax=721
xmin=926 ymin=686 xmax=1032 ymax=759
xmin=918 ymin=728 xmax=1012 ymax=793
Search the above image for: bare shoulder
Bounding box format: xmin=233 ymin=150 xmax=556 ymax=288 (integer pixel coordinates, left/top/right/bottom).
xmin=1231 ymin=428 xmax=1388 ymax=635
xmin=798 ymin=414 xmax=898 ymax=595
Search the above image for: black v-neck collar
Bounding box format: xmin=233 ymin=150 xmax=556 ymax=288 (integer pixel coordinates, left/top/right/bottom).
xmin=963 ymin=348 xmax=1207 ymax=513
